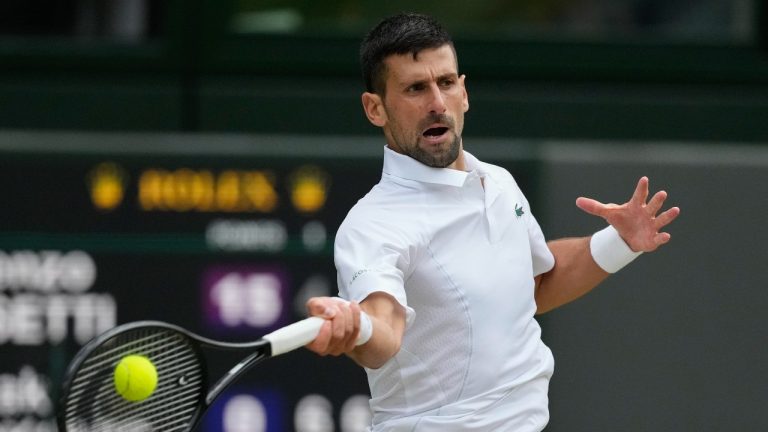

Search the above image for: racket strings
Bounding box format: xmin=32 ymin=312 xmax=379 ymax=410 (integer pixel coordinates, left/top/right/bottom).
xmin=86 ymin=357 xmax=203 ymax=424
xmin=62 ymin=327 xmax=205 ymax=432
xmin=66 ymin=334 xmax=194 ymax=400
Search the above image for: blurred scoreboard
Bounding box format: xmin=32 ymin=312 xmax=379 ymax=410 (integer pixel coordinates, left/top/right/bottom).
xmin=0 ymin=133 xmax=385 ymax=432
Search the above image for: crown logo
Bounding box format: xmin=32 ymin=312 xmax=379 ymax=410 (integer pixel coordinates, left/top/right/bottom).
xmin=288 ymin=166 xmax=330 ymax=214
xmin=88 ymin=162 xmax=127 ymax=211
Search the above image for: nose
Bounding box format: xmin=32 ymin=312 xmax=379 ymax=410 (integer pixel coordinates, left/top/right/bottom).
xmin=427 ymin=83 xmax=447 ymax=114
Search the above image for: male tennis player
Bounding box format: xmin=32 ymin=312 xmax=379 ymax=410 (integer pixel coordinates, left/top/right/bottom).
xmin=306 ymin=13 xmax=680 ymax=431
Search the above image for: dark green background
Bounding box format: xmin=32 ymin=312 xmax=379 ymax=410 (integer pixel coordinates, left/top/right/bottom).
xmin=1 ymin=0 xmax=766 ymax=141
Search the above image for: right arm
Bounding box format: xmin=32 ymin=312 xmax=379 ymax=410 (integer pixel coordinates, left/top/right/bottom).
xmin=305 ymin=292 xmax=406 ymax=369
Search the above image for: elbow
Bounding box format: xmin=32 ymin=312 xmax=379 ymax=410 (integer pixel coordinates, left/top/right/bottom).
xmin=361 ymin=357 xmax=389 ymax=370
xmin=533 ymin=277 xmax=556 ymax=315
xmin=535 ymin=302 xmax=555 ymax=315
xmin=381 ymin=339 xmax=402 ymax=365
xmin=352 ymin=336 xmax=402 ymax=370
xmin=535 ymin=284 xmax=563 ymax=315
xmin=534 ymin=291 xmax=552 ymax=315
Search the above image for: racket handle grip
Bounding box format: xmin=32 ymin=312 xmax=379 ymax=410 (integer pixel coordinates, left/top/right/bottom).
xmin=264 ymin=316 xmax=324 ymax=356
xmin=265 ymin=311 xmax=374 ymax=356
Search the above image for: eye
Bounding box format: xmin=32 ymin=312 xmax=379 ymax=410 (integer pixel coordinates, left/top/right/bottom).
xmin=406 ymin=83 xmax=426 ymax=93
xmin=439 ymin=78 xmax=455 ymax=88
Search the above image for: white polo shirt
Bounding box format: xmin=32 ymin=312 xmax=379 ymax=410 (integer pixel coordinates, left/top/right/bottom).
xmin=335 ymin=146 xmax=556 ymax=431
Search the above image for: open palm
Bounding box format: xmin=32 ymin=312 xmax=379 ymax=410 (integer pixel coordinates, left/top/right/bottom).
xmin=575 ymin=177 xmax=680 ymax=252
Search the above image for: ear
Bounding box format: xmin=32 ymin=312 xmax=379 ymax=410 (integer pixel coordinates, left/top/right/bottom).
xmin=459 ymin=74 xmax=469 ymax=113
xmin=362 ymin=92 xmax=387 ymax=127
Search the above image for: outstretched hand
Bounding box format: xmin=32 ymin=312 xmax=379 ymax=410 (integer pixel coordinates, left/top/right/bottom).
xmin=575 ymin=177 xmax=680 ymax=252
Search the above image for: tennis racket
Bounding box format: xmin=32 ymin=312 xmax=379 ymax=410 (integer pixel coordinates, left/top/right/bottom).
xmin=57 ymin=314 xmax=371 ymax=432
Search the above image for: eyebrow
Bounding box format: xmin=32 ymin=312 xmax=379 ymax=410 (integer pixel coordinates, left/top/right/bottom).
xmin=399 ymin=72 xmax=459 ymax=89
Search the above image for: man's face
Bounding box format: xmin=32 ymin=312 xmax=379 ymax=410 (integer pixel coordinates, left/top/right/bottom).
xmin=363 ymin=45 xmax=469 ymax=169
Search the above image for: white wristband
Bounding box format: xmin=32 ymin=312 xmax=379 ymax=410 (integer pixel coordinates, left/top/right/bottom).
xmin=335 ymin=298 xmax=373 ymax=345
xmin=590 ymin=225 xmax=642 ymax=273
xmin=357 ymin=311 xmax=373 ymax=346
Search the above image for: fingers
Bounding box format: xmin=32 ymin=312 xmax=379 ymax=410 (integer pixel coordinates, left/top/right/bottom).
xmin=653 ymin=232 xmax=672 ymax=246
xmin=304 ymin=297 xmax=361 ymax=357
xmin=631 ymin=176 xmax=650 ymax=205
xmin=646 ymin=190 xmax=667 ymax=215
xmin=578 ymin=177 xmax=671 ymax=218
xmin=305 ymin=297 xmax=336 ymax=319
xmin=577 ymin=176 xmax=653 ymax=218
xmin=575 ymin=197 xmax=608 ymax=217
xmin=305 ymin=320 xmax=333 ymax=354
xmin=654 ymin=206 xmax=681 ymax=229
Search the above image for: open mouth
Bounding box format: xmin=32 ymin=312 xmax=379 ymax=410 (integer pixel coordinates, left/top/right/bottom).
xmin=423 ymin=127 xmax=449 ymax=137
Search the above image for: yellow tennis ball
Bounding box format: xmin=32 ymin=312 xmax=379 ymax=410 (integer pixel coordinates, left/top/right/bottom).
xmin=113 ymin=355 xmax=158 ymax=402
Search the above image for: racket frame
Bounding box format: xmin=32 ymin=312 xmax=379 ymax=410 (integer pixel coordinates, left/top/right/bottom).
xmin=57 ymin=315 xmax=351 ymax=432
xmin=57 ymin=320 xmax=275 ymax=432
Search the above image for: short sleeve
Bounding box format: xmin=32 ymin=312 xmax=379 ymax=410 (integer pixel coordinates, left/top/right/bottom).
xmin=524 ymin=200 xmax=555 ymax=276
xmin=334 ymin=209 xmax=416 ymax=322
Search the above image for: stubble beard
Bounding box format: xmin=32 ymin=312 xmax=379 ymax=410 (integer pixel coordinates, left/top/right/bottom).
xmin=391 ymin=113 xmax=462 ymax=168
xmin=408 ymin=133 xmax=461 ymax=168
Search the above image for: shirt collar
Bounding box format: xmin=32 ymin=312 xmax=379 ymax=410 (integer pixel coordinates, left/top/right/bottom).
xmin=382 ymin=145 xmax=484 ymax=187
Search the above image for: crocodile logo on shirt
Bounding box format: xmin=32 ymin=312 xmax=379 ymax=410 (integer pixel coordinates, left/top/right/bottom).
xmin=350 ymin=268 xmax=370 ymax=284
xmin=515 ymin=203 xmax=525 ymax=218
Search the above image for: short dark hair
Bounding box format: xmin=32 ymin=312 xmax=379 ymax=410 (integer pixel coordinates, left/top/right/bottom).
xmin=360 ymin=13 xmax=455 ymax=95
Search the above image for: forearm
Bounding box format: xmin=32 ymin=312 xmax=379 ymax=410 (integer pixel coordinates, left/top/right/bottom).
xmin=534 ymin=237 xmax=609 ymax=314
xmin=348 ymin=292 xmax=406 ymax=369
